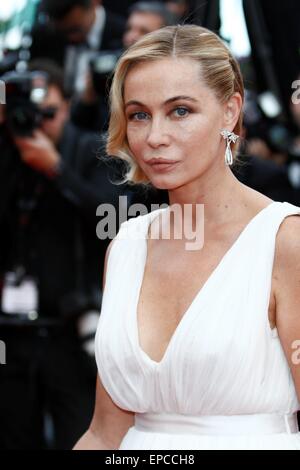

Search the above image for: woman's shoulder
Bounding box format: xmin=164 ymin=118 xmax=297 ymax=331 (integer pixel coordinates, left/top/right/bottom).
xmin=271 ymin=203 xmax=300 ymax=338
xmin=243 ymin=190 xmax=300 ymax=233
xmin=274 ymin=204 xmax=300 ymax=259
xmin=270 ymin=200 xmax=300 ymax=292
xmin=240 ymin=187 xmax=274 ymax=213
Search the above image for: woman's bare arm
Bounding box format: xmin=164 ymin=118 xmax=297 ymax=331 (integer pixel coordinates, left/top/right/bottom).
xmin=273 ymin=215 xmax=300 ymax=403
xmin=73 ymin=239 xmax=135 ymax=449
xmin=73 ymin=374 xmax=135 ymax=449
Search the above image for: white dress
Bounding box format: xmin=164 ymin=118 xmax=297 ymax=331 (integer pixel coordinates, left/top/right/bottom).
xmin=95 ymin=201 xmax=300 ymax=450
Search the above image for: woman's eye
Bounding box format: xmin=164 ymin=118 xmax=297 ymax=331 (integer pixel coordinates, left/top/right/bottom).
xmin=173 ymin=107 xmax=189 ymax=117
xmin=128 ymin=111 xmax=149 ymax=121
xmin=128 ymin=107 xmax=190 ymax=121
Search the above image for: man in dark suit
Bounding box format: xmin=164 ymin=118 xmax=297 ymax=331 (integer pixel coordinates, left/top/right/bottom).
xmin=71 ymin=1 xmax=175 ymax=132
xmin=0 ymin=59 xmax=128 ymax=449
xmin=30 ymin=0 xmax=126 ymax=68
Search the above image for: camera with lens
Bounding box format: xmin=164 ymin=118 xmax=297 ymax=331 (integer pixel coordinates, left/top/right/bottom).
xmin=0 ymin=70 xmax=54 ymax=137
xmin=89 ymin=49 xmax=123 ymax=96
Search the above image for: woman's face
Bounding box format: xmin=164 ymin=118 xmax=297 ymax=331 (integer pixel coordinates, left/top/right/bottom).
xmin=124 ymin=57 xmax=238 ymax=189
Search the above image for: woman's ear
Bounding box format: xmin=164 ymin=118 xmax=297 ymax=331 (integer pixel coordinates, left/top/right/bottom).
xmin=222 ymin=92 xmax=242 ymax=131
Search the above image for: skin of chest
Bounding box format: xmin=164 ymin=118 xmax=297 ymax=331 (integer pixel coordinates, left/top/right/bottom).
xmin=137 ymin=233 xmax=278 ymax=362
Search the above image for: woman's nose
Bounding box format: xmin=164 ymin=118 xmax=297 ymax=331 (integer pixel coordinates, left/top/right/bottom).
xmin=146 ymin=118 xmax=171 ymax=148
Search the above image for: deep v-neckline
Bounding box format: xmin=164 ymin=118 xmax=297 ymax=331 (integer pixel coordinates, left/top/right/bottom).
xmin=134 ymin=201 xmax=277 ymax=367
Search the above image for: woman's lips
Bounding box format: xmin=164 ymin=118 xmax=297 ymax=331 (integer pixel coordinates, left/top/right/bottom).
xmin=148 ymin=161 xmax=180 ymax=172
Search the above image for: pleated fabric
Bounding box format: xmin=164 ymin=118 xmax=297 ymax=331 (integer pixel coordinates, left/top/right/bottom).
xmin=95 ymin=201 xmax=300 ymax=449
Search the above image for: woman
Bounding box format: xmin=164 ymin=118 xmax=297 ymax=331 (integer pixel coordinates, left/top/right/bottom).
xmin=74 ymin=24 xmax=300 ymax=450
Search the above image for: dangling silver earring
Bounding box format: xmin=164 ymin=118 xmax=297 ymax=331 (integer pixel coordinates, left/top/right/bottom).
xmin=220 ymin=129 xmax=239 ymax=166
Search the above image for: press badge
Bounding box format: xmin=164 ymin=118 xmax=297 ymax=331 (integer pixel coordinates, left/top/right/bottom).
xmin=1 ymin=271 xmax=38 ymax=314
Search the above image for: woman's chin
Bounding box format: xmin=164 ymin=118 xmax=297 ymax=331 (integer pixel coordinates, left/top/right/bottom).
xmin=150 ymin=178 xmax=182 ymax=190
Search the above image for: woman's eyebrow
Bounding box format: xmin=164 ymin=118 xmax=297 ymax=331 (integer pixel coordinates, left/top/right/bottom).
xmin=125 ymin=95 xmax=198 ymax=109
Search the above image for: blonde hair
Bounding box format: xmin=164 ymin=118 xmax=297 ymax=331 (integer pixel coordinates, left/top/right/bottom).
xmin=106 ymin=24 xmax=244 ymax=186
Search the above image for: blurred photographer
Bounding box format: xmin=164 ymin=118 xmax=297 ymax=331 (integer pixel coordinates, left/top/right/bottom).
xmin=234 ymin=89 xmax=298 ymax=204
xmin=241 ymin=86 xmax=300 ymax=205
xmin=123 ymin=1 xmax=175 ymax=48
xmin=0 ymin=59 xmax=126 ymax=449
xmin=30 ymin=0 xmax=126 ymax=95
xmin=71 ymin=1 xmax=175 ymax=132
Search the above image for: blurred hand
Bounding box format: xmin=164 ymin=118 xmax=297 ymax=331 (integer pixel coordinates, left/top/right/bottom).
xmin=14 ymin=130 xmax=60 ymax=178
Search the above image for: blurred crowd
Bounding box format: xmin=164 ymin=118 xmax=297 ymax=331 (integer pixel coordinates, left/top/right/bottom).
xmin=0 ymin=0 xmax=300 ymax=450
